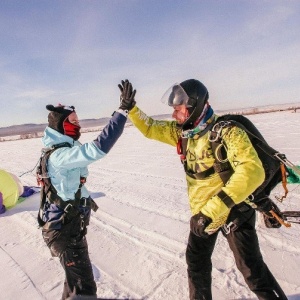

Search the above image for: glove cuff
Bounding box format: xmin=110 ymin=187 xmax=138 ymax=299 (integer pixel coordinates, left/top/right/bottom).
xmin=116 ymin=109 xmax=128 ymax=117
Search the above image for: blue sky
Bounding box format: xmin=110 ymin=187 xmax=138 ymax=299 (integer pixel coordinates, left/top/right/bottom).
xmin=1 ymin=0 xmax=300 ymax=127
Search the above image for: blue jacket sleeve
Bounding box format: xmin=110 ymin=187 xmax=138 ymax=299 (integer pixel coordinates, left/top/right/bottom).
xmin=93 ymin=111 xmax=127 ymax=154
xmin=50 ymin=112 xmax=127 ymax=170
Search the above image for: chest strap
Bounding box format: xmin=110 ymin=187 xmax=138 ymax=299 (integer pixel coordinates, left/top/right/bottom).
xmin=186 ymin=166 xmax=215 ymax=179
xmin=61 ymin=197 xmax=99 ymax=215
xmin=47 ymin=186 xmax=99 ymax=220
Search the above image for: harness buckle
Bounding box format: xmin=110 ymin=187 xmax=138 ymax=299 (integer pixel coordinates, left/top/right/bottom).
xmin=80 ymin=214 xmax=85 ymax=231
xmin=274 ymin=152 xmax=286 ymax=162
xmin=64 ymin=203 xmax=73 ymax=213
xmin=222 ymin=221 xmax=235 ymax=235
xmin=81 ymin=197 xmax=87 ymax=207
xmin=274 ymin=152 xmax=298 ymax=171
xmin=248 ymin=194 xmax=254 ymax=202
xmin=209 ymin=121 xmax=231 ymax=142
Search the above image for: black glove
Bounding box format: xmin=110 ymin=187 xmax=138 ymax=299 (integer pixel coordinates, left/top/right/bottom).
xmin=254 ymin=197 xmax=283 ymax=228
xmin=118 ymin=79 xmax=136 ymax=111
xmin=190 ymin=211 xmax=212 ymax=238
xmin=254 ymin=197 xmax=273 ymax=215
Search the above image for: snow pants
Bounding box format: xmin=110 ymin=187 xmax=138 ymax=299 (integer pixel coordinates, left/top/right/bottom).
xmin=42 ymin=213 xmax=97 ymax=300
xmin=186 ymin=207 xmax=287 ymax=300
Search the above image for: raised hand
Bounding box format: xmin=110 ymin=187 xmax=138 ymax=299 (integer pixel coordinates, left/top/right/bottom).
xmin=118 ymin=79 xmax=136 ymax=111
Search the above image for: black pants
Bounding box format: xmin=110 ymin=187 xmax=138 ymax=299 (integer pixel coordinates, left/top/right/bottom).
xmin=186 ymin=210 xmax=287 ymax=300
xmin=42 ymin=214 xmax=97 ymax=300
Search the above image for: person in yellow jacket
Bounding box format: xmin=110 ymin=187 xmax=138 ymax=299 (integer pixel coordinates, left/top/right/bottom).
xmin=121 ymin=79 xmax=287 ymax=300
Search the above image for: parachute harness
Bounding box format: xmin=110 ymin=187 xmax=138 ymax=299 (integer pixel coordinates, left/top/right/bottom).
xmin=178 ymin=115 xmax=300 ymax=230
xmin=36 ymin=143 xmax=98 ymax=228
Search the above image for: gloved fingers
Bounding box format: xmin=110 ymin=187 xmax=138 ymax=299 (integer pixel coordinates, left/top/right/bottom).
xmin=122 ymin=98 xmax=133 ymax=105
xmin=121 ymin=79 xmax=128 ymax=86
xmin=118 ymin=79 xmax=136 ymax=111
xmin=199 ymin=231 xmax=209 ymax=238
xmin=190 ymin=216 xmax=208 ymax=238
xmin=192 ymin=227 xmax=209 ymax=238
xmin=195 ymin=227 xmax=202 ymax=237
xmin=130 ymin=89 xmax=136 ymax=100
xmin=125 ymin=81 xmax=132 ymax=100
xmin=119 ymin=79 xmax=135 ymax=97
xmin=190 ymin=211 xmax=212 ymax=238
xmin=118 ymin=79 xmax=129 ymax=93
xmin=118 ymin=84 xmax=124 ymax=93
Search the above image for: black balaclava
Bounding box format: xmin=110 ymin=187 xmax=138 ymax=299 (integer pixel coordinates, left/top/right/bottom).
xmin=46 ymin=104 xmax=76 ymax=135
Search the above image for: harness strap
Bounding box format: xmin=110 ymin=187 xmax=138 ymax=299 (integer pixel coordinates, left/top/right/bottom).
xmin=37 ymin=142 xmax=99 ymax=226
xmin=180 ymin=118 xmax=233 ymax=182
xmin=47 ymin=189 xmax=99 ymax=214
xmin=185 ymin=167 xmax=215 ymax=180
xmin=222 ymin=202 xmax=254 ymax=234
xmin=217 ymin=190 xmax=236 ymax=208
xmin=210 ymin=138 xmax=233 ymax=184
xmin=177 ymin=135 xmax=215 ymax=179
xmin=58 ymin=197 xmax=98 ymax=213
xmin=178 ymin=120 xmax=216 ymax=176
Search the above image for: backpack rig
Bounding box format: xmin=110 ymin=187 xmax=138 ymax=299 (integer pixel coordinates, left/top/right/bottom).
xmin=177 ymin=114 xmax=300 ymax=227
xmin=36 ymin=142 xmax=98 ymax=227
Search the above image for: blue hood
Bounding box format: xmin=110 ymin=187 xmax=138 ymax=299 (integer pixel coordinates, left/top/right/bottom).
xmin=42 ymin=127 xmax=78 ymax=148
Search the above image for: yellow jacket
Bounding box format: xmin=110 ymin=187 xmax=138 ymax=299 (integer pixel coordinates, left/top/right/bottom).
xmin=129 ymin=106 xmax=265 ymax=233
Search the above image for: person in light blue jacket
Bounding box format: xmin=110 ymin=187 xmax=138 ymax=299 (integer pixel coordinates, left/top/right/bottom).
xmin=40 ymin=80 xmax=136 ymax=300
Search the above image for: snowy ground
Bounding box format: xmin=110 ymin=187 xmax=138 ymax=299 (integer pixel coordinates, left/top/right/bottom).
xmin=0 ymin=110 xmax=300 ymax=300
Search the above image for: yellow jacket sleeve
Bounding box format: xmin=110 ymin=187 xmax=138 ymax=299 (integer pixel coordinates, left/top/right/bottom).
xmin=201 ymin=126 xmax=265 ymax=221
xmin=128 ymin=106 xmax=180 ymax=146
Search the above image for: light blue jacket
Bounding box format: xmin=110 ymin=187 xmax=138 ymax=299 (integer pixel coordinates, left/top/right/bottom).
xmin=42 ymin=111 xmax=127 ymax=202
